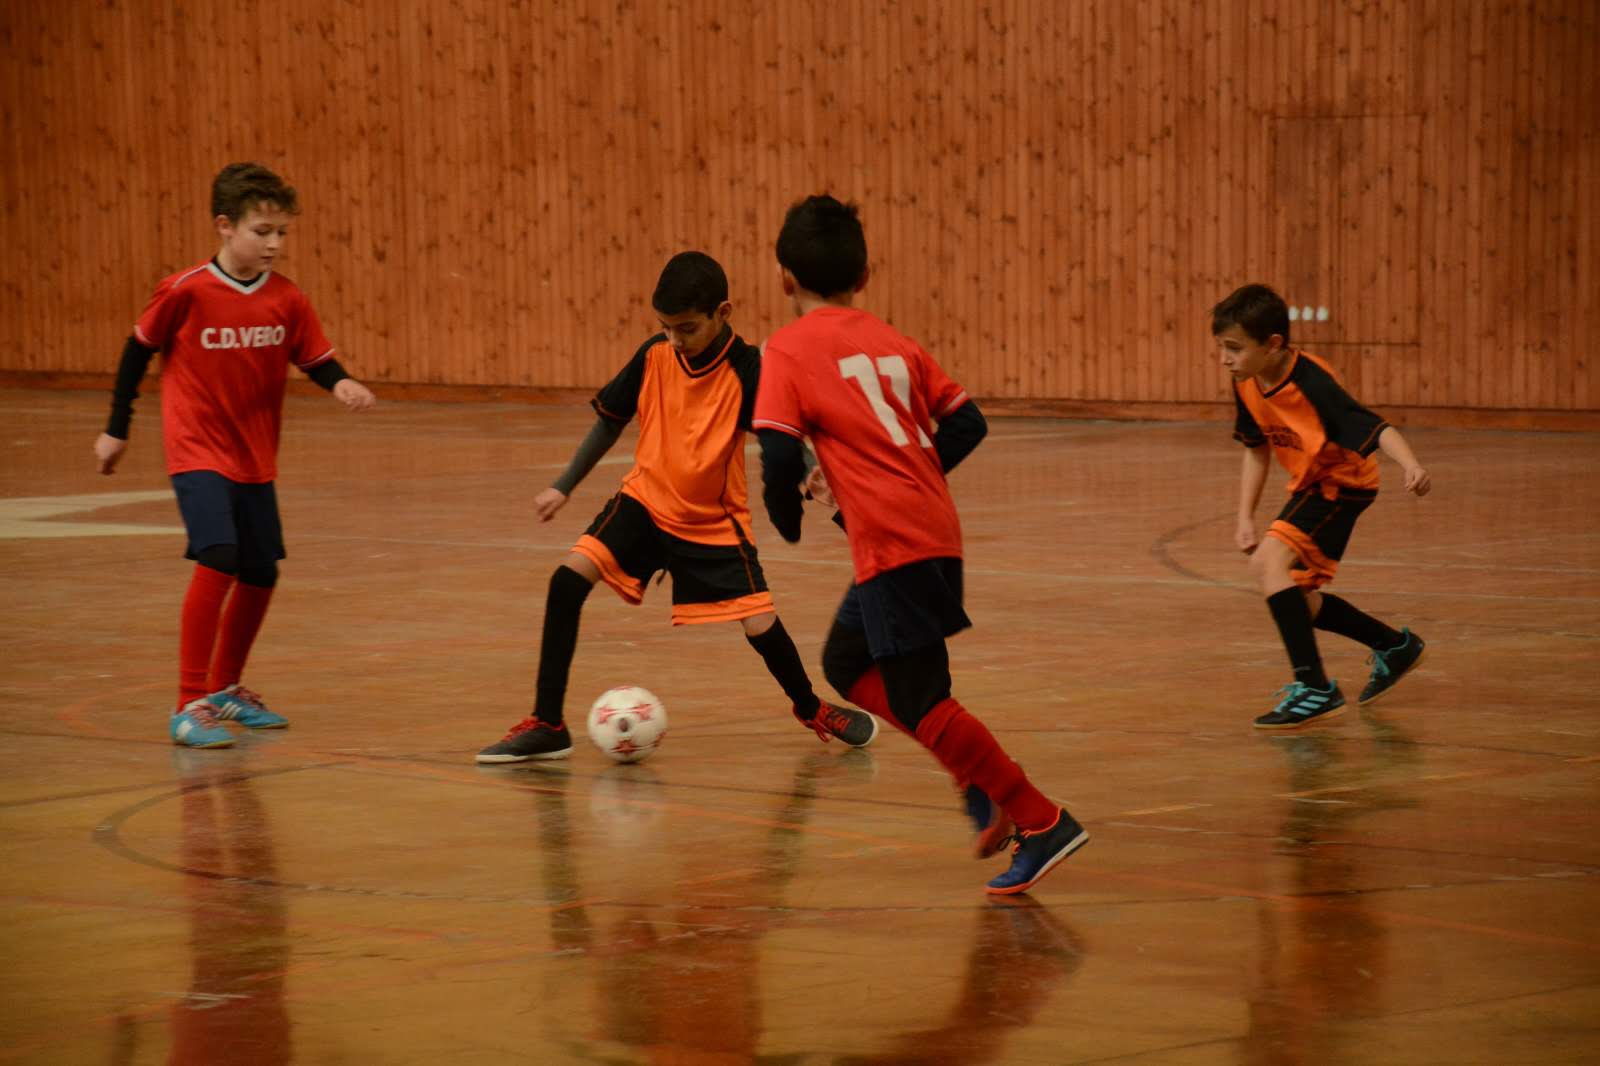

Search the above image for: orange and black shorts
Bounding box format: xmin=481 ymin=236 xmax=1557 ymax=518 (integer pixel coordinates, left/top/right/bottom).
xmin=572 ymin=492 xmax=774 ymax=625
xmin=1266 ymin=485 xmax=1377 ymax=590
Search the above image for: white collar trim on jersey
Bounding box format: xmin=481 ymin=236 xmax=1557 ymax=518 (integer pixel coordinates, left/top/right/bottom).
xmin=206 ymin=261 xmax=272 ymax=295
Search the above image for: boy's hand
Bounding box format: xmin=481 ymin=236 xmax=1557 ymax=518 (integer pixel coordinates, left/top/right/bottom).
xmin=533 ymin=487 xmax=568 ymax=522
xmin=803 ymin=466 xmax=835 ymax=509
xmin=1402 ymin=465 xmax=1432 ymax=497
xmin=333 ymin=379 xmax=377 ymax=411
xmin=94 ymin=433 xmax=127 ymax=475
xmin=1235 ymin=517 xmax=1260 ymax=554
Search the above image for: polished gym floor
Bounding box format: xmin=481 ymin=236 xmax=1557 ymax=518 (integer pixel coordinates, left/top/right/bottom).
xmin=2 ymin=388 xmax=1597 ymax=1064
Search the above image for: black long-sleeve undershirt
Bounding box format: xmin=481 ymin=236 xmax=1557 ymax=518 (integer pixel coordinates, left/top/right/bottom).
xmin=104 ymin=335 xmax=351 ymax=438
xmin=758 ymin=429 xmax=809 ymax=543
xmin=758 ymin=399 xmax=988 ymax=544
xmin=932 ymin=399 xmax=987 ymax=473
xmin=552 ymin=416 xmax=626 ymax=495
xmin=105 ymin=336 xmax=157 ymax=439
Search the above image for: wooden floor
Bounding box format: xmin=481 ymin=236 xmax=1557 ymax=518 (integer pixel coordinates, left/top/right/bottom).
xmin=2 ymin=387 xmax=1597 ymax=1065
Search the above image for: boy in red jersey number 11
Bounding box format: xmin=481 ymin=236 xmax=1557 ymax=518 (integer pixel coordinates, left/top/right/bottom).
xmin=1215 ymin=283 xmax=1430 ymax=730
xmin=754 ymin=196 xmax=1088 ymax=895
xmin=94 ymin=162 xmax=376 ymax=748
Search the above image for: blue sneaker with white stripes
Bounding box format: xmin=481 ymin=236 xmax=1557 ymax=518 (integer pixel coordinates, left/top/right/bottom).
xmin=170 ymin=700 xmax=235 ymax=748
xmin=203 ymin=684 xmax=289 ymax=729
xmin=1253 ymin=680 xmax=1346 ymax=730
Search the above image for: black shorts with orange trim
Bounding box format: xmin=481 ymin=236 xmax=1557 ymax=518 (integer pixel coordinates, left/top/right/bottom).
xmin=572 ymin=492 xmax=773 ymax=625
xmin=1266 ymin=485 xmax=1376 ymax=590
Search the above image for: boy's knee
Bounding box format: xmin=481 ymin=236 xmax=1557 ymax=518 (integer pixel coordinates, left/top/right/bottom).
xmin=194 ymin=543 xmax=239 ymax=575
xmin=237 ymin=562 xmax=278 ymax=588
xmin=740 ymin=611 xmax=777 ymax=637
xmin=1249 ymin=537 xmax=1289 ymax=579
xmin=821 ymin=638 xmax=868 ymax=697
xmin=550 ymin=564 xmax=595 ymax=605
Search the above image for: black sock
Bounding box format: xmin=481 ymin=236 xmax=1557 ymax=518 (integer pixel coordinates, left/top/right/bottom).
xmin=1266 ymin=588 xmax=1329 ymax=688
xmin=1314 ymin=593 xmax=1403 ymax=650
xmin=745 ymin=617 xmax=821 ymax=716
xmin=533 ymin=566 xmax=594 ymax=726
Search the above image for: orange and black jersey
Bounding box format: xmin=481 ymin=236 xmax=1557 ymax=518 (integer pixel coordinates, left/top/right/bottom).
xmin=1233 ymin=349 xmax=1390 ymax=495
xmin=591 ymin=326 xmax=761 ymax=545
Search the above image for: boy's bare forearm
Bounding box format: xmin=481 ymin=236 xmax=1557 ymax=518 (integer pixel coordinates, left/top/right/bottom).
xmin=1377 ymin=425 xmax=1432 ymax=495
xmin=1377 ymin=425 xmax=1419 ymax=468
xmin=1237 ymin=446 xmax=1269 ymax=518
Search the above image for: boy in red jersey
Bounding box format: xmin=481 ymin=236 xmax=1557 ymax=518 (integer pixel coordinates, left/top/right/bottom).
xmin=1214 ymin=283 xmax=1430 ymax=729
xmin=754 ymin=195 xmax=1087 ymax=895
xmin=94 ymin=162 xmax=376 ymax=748
xmin=475 ymin=251 xmax=876 ymax=763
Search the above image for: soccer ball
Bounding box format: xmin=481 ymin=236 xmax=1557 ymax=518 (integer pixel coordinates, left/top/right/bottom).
xmin=586 ymin=686 xmax=667 ymax=763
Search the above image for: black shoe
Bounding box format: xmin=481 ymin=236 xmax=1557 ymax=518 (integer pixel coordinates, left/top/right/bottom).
xmin=796 ymin=701 xmax=879 ymax=748
xmin=1253 ymin=681 xmax=1347 ymax=730
xmin=476 ymin=718 xmax=573 ymax=763
xmin=1358 ymin=629 xmax=1427 ymax=704
xmin=986 ymin=808 xmax=1089 ymax=895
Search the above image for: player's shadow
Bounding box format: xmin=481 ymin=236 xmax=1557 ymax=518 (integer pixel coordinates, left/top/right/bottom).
xmin=164 ymin=751 xmax=292 ymax=1066
xmin=1244 ymin=723 xmax=1419 ymax=1066
xmin=544 ymin=748 xmax=885 ymax=1062
xmin=835 ymin=897 xmax=1088 ymax=1066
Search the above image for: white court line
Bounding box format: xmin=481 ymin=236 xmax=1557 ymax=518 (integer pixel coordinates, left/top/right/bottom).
xmin=0 ymin=491 xmax=180 ymax=539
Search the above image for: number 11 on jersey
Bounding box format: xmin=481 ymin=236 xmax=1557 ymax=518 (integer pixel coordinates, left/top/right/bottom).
xmin=838 ymin=354 xmax=933 ymax=447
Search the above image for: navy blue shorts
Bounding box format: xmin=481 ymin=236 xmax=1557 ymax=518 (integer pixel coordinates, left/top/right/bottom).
xmin=835 ymin=556 xmax=972 ymax=659
xmin=171 ymin=471 xmax=286 ymax=567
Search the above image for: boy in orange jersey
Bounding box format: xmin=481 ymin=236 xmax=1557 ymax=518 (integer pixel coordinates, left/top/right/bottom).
xmin=755 ymin=196 xmax=1087 ymax=895
xmin=1214 ymin=283 xmax=1431 ymax=730
xmin=475 ymin=251 xmax=877 ymax=763
xmin=93 ymin=162 xmax=377 ymax=748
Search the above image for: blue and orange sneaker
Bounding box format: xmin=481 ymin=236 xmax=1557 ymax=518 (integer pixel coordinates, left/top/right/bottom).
xmin=963 ymin=783 xmax=1016 ymax=858
xmin=203 ymin=684 xmax=289 ymax=729
xmin=986 ymin=808 xmax=1089 ymax=895
xmin=171 ymin=700 xmax=234 ymax=748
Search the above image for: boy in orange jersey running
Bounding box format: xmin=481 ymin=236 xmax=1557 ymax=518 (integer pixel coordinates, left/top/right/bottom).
xmin=475 ymin=251 xmax=877 ymax=763
xmin=1214 ymin=283 xmax=1431 ymax=730
xmin=94 ymin=162 xmax=377 ymax=748
xmin=754 ymin=196 xmax=1087 ymax=895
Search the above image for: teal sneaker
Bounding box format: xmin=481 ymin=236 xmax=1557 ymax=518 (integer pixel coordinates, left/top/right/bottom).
xmin=1254 ymin=681 xmax=1347 ymax=730
xmin=204 ymin=684 xmax=289 ymax=729
xmin=1359 ymin=629 xmax=1427 ymax=705
xmin=171 ymin=701 xmax=235 ymax=748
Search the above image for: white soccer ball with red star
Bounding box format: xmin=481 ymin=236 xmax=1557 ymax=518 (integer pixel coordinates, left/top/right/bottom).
xmin=586 ymin=686 xmax=668 ymax=763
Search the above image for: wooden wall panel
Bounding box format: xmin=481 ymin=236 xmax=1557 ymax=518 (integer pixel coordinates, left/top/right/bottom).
xmin=1 ymin=0 xmax=1595 ymax=415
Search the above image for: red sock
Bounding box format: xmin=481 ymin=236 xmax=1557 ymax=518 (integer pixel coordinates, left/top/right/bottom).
xmin=845 ymin=667 xmax=917 ymax=738
xmin=209 ymin=581 xmax=275 ymax=691
xmin=179 ymin=565 xmax=235 ymax=709
xmin=914 ymin=698 xmax=1058 ymax=832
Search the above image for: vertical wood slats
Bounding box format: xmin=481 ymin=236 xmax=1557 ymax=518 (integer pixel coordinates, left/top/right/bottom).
xmin=1 ymin=0 xmax=1594 ymax=412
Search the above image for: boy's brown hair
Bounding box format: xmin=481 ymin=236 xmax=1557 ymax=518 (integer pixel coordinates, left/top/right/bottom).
xmin=211 ymin=162 xmax=299 ymax=221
